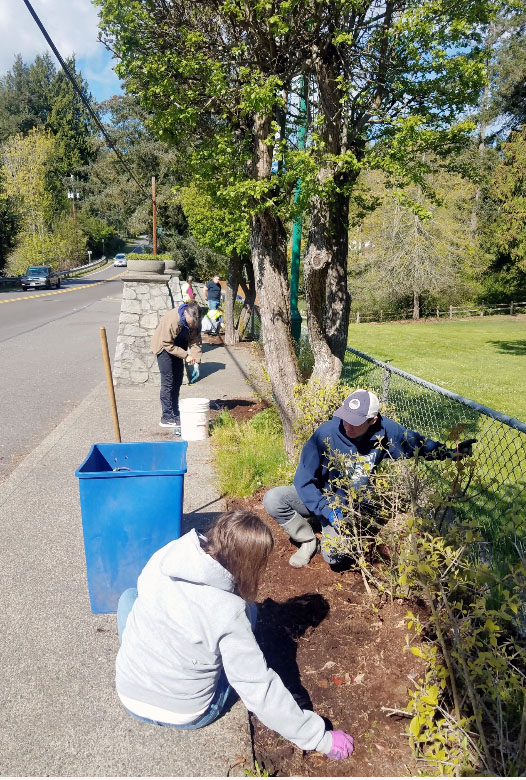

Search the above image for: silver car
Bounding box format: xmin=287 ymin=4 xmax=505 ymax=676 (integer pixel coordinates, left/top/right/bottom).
xmin=113 ymin=253 xmax=127 ymax=267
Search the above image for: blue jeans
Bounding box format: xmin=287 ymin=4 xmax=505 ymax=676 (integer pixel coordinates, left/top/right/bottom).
xmin=207 ymin=299 xmax=219 ymax=310
xmin=117 ymin=588 xmax=234 ymax=729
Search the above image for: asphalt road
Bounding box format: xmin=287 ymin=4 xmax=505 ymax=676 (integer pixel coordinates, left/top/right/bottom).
xmin=0 ymin=262 xmax=124 ymax=482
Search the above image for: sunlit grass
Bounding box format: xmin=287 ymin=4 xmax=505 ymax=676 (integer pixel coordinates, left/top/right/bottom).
xmin=347 ymin=315 xmax=526 ymax=420
xmin=211 ymin=407 xmax=291 ymax=497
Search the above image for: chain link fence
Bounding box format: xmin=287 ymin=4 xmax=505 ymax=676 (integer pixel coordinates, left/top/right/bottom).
xmin=239 ymin=311 xmax=525 ymax=562
xmin=341 ymin=346 xmax=526 ymax=569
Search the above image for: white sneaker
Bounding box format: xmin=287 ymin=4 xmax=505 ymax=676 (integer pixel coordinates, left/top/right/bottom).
xmin=159 ymin=419 xmax=178 ymax=428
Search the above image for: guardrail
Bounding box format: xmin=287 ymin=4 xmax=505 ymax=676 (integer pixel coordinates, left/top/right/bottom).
xmin=0 ymin=257 xmax=108 ymax=289
xmin=0 ymin=276 xmax=20 ymax=288
xmin=59 ymin=256 xmax=107 ymax=277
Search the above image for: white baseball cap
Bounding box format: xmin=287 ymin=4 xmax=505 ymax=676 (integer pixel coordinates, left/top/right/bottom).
xmin=333 ymin=389 xmax=380 ymax=425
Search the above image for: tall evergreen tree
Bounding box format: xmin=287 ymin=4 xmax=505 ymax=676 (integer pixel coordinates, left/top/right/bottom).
xmin=47 ymin=56 xmax=95 ymax=177
xmin=0 ymin=53 xmax=56 ymax=142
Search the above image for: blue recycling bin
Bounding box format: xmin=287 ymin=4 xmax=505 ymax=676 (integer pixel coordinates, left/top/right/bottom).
xmin=75 ymin=441 xmax=187 ymax=613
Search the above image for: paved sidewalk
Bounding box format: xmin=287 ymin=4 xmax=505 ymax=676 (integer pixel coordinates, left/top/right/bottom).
xmin=0 ymin=342 xmax=258 ymax=777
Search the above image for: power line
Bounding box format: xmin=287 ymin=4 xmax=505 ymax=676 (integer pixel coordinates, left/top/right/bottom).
xmin=20 ymin=0 xmax=148 ymax=196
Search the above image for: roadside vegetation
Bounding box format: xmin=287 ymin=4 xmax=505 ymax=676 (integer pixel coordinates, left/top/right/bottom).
xmin=211 ymin=376 xmax=526 ymax=776
xmin=212 ymin=407 xmax=290 ymax=497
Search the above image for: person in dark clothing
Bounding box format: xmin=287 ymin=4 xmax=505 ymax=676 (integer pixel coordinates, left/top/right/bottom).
xmin=264 ymin=389 xmax=475 ymax=567
xmin=151 ymin=301 xmax=202 ymax=429
xmin=204 ymin=274 xmax=222 ymax=310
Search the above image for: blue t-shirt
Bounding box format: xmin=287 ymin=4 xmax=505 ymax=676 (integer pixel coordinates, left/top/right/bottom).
xmin=206 ymin=280 xmax=221 ymax=302
xmin=293 ymin=415 xmax=447 ymax=521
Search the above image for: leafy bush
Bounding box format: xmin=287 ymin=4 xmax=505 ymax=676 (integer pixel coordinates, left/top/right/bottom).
xmin=128 ymin=252 xmax=172 ymax=262
xmin=323 ymin=448 xmax=526 ymax=775
xmin=292 ymin=379 xmax=351 ymax=454
xmin=211 ymin=407 xmax=290 ymax=496
xmin=294 ymin=334 xmax=314 ymax=380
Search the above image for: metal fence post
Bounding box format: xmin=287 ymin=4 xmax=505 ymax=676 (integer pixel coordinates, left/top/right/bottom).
xmin=356 ymin=312 xmax=360 ymax=324
xmin=382 ymin=363 xmax=391 ymax=404
xmin=510 ymin=301 xmax=514 ymax=315
xmin=449 ymin=305 xmax=453 ymax=319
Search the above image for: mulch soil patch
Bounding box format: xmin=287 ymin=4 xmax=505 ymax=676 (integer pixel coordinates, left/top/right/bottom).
xmin=223 ymin=399 xmax=425 ymax=777
xmin=209 ymin=397 xmax=270 ymax=423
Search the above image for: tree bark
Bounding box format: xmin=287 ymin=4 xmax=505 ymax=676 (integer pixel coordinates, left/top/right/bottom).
xmin=303 ymin=52 xmax=354 ymax=385
xmin=224 ymin=252 xmax=241 ymax=345
xmin=237 ymin=256 xmax=256 ymax=339
xmin=305 ymin=182 xmax=351 ymax=384
xmin=413 ymin=289 xmax=420 ymax=320
xmin=250 ymin=112 xmax=301 ymax=456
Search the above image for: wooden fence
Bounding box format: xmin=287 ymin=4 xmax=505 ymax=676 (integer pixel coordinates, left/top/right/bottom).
xmin=352 ymin=300 xmax=526 ymax=324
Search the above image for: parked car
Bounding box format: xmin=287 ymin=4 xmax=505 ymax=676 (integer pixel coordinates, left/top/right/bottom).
xmin=20 ymin=266 xmax=61 ymax=290
xmin=113 ymin=253 xmax=127 ymax=267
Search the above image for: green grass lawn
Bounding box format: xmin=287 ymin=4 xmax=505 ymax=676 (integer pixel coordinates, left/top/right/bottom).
xmin=347 ymin=315 xmax=526 ymax=421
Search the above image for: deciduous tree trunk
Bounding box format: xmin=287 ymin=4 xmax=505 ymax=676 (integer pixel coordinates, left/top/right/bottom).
xmin=250 ymin=113 xmax=301 ymax=456
xmin=303 ymin=54 xmax=353 ymax=385
xmin=304 ymin=183 xmax=351 ymax=384
xmin=413 ymin=289 xmax=420 ymax=320
xmin=237 ymin=256 xmax=256 ymax=339
xmin=224 ymin=252 xmax=241 ymax=345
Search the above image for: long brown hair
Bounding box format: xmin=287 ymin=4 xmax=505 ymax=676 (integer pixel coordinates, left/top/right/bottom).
xmin=204 ymin=510 xmax=274 ymax=601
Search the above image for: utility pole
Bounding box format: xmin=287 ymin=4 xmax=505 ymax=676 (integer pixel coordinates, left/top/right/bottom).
xmin=290 ymin=77 xmax=307 ymax=341
xmin=152 ymin=176 xmax=157 ymax=255
xmin=67 ymin=174 xmax=80 ymax=265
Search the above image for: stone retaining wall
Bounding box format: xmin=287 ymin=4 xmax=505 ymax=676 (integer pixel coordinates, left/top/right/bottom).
xmin=113 ymin=271 xmax=183 ymax=386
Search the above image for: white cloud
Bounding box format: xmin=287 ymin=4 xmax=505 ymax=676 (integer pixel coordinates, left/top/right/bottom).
xmin=0 ymin=0 xmax=121 ymax=99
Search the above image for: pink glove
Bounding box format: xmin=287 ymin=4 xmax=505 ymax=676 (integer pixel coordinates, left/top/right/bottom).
xmin=326 ymin=730 xmax=354 ymax=760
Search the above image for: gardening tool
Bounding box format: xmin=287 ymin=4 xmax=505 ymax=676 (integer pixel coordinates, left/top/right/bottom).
xmin=100 ymin=326 xmax=121 ymax=442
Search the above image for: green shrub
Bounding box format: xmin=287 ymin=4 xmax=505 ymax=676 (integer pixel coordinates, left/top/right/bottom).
xmin=249 ymin=405 xmax=283 ymax=435
xmin=129 ymin=252 xmax=172 ymax=262
xmin=292 ymin=379 xmax=350 ymax=454
xmin=322 ymin=448 xmax=526 ymax=776
xmin=294 ymin=335 xmax=314 ymax=380
xmin=211 ymin=407 xmax=290 ymax=496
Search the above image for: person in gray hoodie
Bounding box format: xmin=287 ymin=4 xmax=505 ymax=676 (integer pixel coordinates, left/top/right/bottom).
xmin=116 ymin=510 xmax=354 ymax=761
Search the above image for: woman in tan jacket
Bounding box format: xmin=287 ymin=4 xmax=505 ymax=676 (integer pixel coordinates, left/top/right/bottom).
xmin=151 ymin=301 xmax=202 ymax=428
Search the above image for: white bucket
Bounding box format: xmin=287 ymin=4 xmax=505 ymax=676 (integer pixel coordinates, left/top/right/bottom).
xmin=179 ymin=397 xmax=210 ymax=441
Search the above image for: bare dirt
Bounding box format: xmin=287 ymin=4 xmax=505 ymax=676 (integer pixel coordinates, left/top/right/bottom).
xmin=220 ymin=399 xmax=425 ymax=777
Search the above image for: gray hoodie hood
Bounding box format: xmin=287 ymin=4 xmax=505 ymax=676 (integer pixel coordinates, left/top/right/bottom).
xmin=159 ymin=528 xmax=234 ymax=592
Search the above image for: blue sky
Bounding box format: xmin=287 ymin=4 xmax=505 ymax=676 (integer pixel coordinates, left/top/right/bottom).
xmin=0 ymin=0 xmax=122 ymax=102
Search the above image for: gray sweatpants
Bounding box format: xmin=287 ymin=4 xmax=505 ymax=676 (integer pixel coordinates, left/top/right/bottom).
xmin=263 ymin=485 xmax=342 ymax=565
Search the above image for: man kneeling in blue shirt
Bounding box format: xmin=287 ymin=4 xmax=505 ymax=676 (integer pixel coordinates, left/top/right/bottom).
xmin=263 ymin=389 xmax=475 ymax=568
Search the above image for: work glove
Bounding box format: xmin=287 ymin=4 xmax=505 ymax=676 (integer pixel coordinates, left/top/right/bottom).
xmin=326 ymin=730 xmax=354 ymax=760
xmin=328 ymin=507 xmax=343 ymax=526
xmin=189 ymin=364 xmax=200 ymax=384
xmin=448 ymin=438 xmax=477 ymax=459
